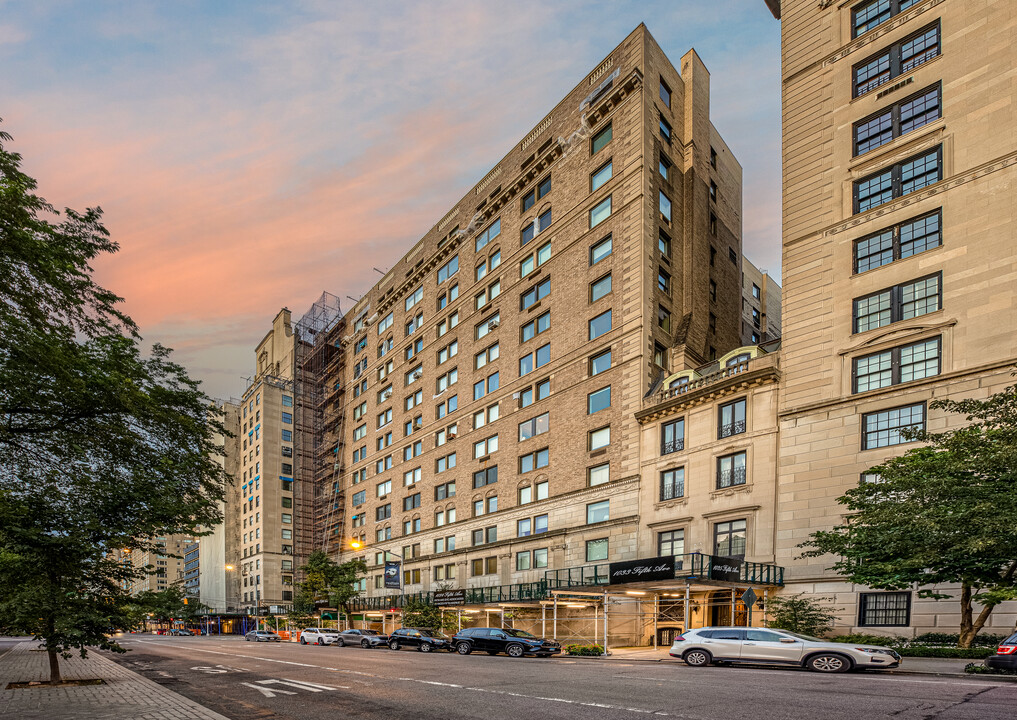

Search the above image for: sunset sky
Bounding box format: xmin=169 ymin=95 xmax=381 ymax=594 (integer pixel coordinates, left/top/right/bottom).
xmin=1 ymin=1 xmax=781 ymax=400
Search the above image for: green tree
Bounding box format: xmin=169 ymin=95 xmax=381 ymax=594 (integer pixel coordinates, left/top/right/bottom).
xmin=400 ymin=597 xmax=457 ymax=634
xmin=766 ymin=593 xmax=838 ymax=636
xmin=298 ymin=551 xmax=367 ymax=621
xmin=0 ymin=124 xmax=229 ymax=682
xmin=137 ymin=586 xmax=188 ymax=625
xmin=802 ymin=380 xmax=1017 ymax=647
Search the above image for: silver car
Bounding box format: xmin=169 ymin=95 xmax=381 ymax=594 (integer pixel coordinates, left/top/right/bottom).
xmin=335 ymin=628 xmax=389 ymax=648
xmin=244 ymin=630 xmax=282 ymax=643
xmin=670 ymin=627 xmax=901 ymax=673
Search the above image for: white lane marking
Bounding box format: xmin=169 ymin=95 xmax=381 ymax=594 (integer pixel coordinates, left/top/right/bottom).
xmin=240 ymin=682 xmax=295 ymax=698
xmin=259 ymin=678 xmax=347 ymax=691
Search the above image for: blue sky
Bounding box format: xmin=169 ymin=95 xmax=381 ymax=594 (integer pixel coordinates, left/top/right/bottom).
xmin=0 ymin=0 xmax=781 ymax=398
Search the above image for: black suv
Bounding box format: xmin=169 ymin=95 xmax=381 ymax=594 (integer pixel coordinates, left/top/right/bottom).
xmin=452 ymin=627 xmax=561 ymax=658
xmin=388 ymin=627 xmax=453 ymax=652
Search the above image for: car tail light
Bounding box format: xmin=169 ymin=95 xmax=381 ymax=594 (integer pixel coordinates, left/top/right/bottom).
xmin=998 ymin=645 xmax=1017 ymax=655
xmin=674 ymin=635 xmax=686 ymax=642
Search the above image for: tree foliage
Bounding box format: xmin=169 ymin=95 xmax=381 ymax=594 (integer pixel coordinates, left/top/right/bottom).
xmin=298 ymin=551 xmax=367 ymax=621
xmin=765 ymin=593 xmax=838 ymax=636
xmin=0 ymin=123 xmax=230 ymax=682
xmin=802 ymin=380 xmax=1017 ymax=647
xmin=399 ymin=597 xmax=457 ymax=634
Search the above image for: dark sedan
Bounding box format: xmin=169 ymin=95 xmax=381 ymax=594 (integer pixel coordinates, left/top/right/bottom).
xmin=452 ymin=627 xmax=561 ymax=657
xmin=985 ymin=633 xmax=1017 ymax=670
xmin=336 ymin=628 xmax=389 ymax=648
xmin=388 ymin=627 xmax=453 ymax=652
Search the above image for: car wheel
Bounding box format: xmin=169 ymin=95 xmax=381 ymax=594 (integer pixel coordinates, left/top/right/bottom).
xmin=420 ymin=642 xmax=433 ymax=653
xmin=361 ymin=639 xmax=371 ymax=649
xmin=389 ymin=641 xmax=400 ymax=651
xmin=300 ymin=638 xmax=307 ymax=645
xmin=506 ymin=644 xmax=525 ymax=658
xmin=316 ymin=638 xmax=324 ymax=646
xmin=332 ymin=637 xmax=343 ymax=647
xmin=807 ymin=653 xmax=851 ymax=673
xmin=456 ymin=642 xmax=472 ymax=655
xmin=245 ymin=636 xmax=251 ymax=642
xmin=683 ymin=649 xmax=712 ymax=667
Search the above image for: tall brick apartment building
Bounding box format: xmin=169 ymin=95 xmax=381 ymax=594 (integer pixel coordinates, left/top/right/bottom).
xmin=770 ymin=0 xmax=1017 ymax=633
xmin=329 ymin=25 xmax=760 ymax=626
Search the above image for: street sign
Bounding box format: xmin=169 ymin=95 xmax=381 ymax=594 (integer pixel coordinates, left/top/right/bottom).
xmin=384 ymin=561 xmax=401 ymax=589
xmin=709 ymin=556 xmax=743 ymax=582
xmin=740 ymin=588 xmax=758 ymax=608
xmin=608 ymin=556 xmax=675 ymax=584
xmin=432 ymin=589 xmax=466 ymax=607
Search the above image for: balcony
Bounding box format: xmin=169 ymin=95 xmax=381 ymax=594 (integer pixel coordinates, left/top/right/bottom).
xmin=544 ymin=552 xmax=784 ymax=589
xmin=717 ymin=466 xmax=747 ymax=489
xmin=660 ymin=438 xmax=684 ymax=455
xmin=349 ymin=580 xmax=549 ymax=611
xmin=640 ymin=352 xmax=780 ymax=417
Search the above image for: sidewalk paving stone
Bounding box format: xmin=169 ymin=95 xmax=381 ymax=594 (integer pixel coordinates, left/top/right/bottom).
xmin=0 ymin=640 xmax=231 ymax=720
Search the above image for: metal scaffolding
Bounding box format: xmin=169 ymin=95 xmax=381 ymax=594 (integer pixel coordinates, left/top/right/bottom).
xmin=294 ymin=292 xmax=346 ymax=567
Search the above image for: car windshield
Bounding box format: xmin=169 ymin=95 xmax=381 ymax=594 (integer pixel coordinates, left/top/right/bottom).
xmin=362 ymin=630 xmax=379 ymax=635
xmin=504 ymin=629 xmax=536 ymax=638
xmin=779 ymin=630 xmax=826 ymax=643
xmin=420 ymin=629 xmax=449 ymax=639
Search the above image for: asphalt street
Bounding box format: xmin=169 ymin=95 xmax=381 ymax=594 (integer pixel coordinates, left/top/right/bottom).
xmin=108 ymin=635 xmax=1016 ymax=720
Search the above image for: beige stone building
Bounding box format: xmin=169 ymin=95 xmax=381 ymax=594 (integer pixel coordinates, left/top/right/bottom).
xmin=741 ymin=257 xmax=781 ymax=345
xmin=235 ymin=309 xmax=300 ymax=614
xmin=771 ymin=0 xmax=1017 ymax=633
xmin=118 ymin=534 xmax=194 ymax=596
xmin=199 ymin=399 xmax=242 ymax=613
xmin=328 ymin=26 xmax=775 ymax=641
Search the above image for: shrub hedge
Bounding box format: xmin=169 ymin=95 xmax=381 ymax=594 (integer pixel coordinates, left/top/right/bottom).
xmin=965 ymin=662 xmax=1017 ymax=676
xmin=564 ymin=644 xmax=604 ymax=656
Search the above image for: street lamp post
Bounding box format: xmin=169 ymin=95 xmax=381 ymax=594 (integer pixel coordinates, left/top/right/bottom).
xmin=350 ymin=540 xmax=404 ymax=628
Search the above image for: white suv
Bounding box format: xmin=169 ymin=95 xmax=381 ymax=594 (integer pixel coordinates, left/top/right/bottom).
xmin=670 ymin=627 xmax=901 ymax=673
xmin=299 ymin=627 xmax=340 ymax=646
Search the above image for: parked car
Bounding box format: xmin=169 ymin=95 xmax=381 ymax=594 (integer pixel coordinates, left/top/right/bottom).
xmin=154 ymin=629 xmax=168 ymax=635
xmin=985 ymin=632 xmax=1017 ymax=670
xmin=169 ymin=628 xmax=194 ymax=636
xmin=245 ymin=630 xmax=283 ymax=643
xmin=299 ymin=627 xmax=340 ymax=646
xmin=335 ymin=628 xmax=389 ymax=648
xmin=452 ymin=627 xmax=561 ymax=658
xmin=670 ymin=627 xmax=901 ymax=673
xmin=388 ymin=627 xmax=452 ymax=652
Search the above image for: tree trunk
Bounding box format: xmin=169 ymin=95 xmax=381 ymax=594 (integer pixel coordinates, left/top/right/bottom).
xmin=47 ymin=647 xmax=62 ymax=685
xmin=957 ymin=581 xmax=999 ymax=648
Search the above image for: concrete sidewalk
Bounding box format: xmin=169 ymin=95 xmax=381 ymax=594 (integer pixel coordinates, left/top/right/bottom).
xmin=0 ymin=640 xmax=231 ymax=720
xmin=599 ymin=646 xmax=980 ymax=676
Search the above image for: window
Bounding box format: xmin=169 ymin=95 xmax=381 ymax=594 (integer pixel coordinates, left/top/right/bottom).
xmin=521 ymin=278 xmax=550 ymax=310
xmin=659 ymin=529 xmax=684 ymax=557
xmin=436 ymin=452 xmax=456 ymax=473
xmin=854 ymin=211 xmax=941 ymax=274
xmin=659 ymin=117 xmax=671 ymax=143
xmin=473 ymin=371 xmax=499 ymax=401
xmin=710 ymin=181 xmax=718 ymax=203
xmin=658 ymin=153 xmax=672 ymax=181
xmin=710 ymin=213 xmax=717 ymax=236
xmin=471 ymin=526 xmax=497 ymax=546
xmin=403 ymin=493 xmax=421 ymax=511
xmin=590 ymin=235 xmax=612 ymax=265
xmin=859 ymin=591 xmax=912 ymax=626
xmin=473 ymin=466 xmax=498 ymax=489
xmin=590 ymin=196 xmax=612 ymax=228
xmin=405 ymin=286 xmax=423 ymax=311
xmin=473 ymin=434 xmax=499 ymax=459
xmin=378 ymin=311 xmax=393 ymax=334
xmin=435 ymin=481 xmax=456 ymax=501
xmin=352 ymin=490 xmax=366 ymax=506
xmin=519 ymin=378 xmax=550 ymax=408
xmin=281 ymin=412 xmax=293 ymax=424
xmin=587 ymin=386 xmax=611 ymax=415
xmin=854 ymin=147 xmax=941 ymax=214
xmin=590 ymin=348 xmax=611 ymax=376
xmin=659 ymin=78 xmax=671 ymax=106
xmin=586 ymin=538 xmax=608 ymax=562
xmin=521 ymin=175 xmax=552 ymax=211
xmin=853 ymin=22 xmax=939 ymax=96
xmin=521 ymin=311 xmax=550 ymax=342
xmin=476 ymin=312 xmax=500 ymax=340
xmin=475 ymin=218 xmax=501 ymax=253
xmin=405 ymin=312 xmax=423 ymax=336
xmin=661 ymin=418 xmax=684 ymax=454
xmin=475 ymin=279 xmax=501 ymax=310
xmin=377 ymin=408 xmax=393 ymax=428
xmin=436 ymin=367 xmax=458 ymax=393
xmin=589 ymin=426 xmax=610 ymax=451
xmin=353 ymin=423 xmax=367 ymax=441
xmin=855 ymin=85 xmax=941 ymax=156
xmin=719 ymin=398 xmax=747 ymax=438
xmin=592 ymin=123 xmax=612 ymax=154
xmin=657 ymin=305 xmax=671 ymax=334
xmin=516 ymin=550 xmax=531 ymax=571
xmin=519 ymin=343 xmax=550 ymax=376
xmin=517 ymin=518 xmax=531 ymax=537
xmin=589 ymin=274 xmax=612 ymax=303
xmin=281 ymin=513 xmax=292 ymax=524
xmin=586 ymin=500 xmax=609 ymax=524
xmin=376 ymin=504 xmax=391 ymax=521
xmin=660 ymin=467 xmax=684 ymax=501
xmin=588 ymin=463 xmax=609 ymax=487
xmin=717 ymin=452 xmax=747 ymax=489
xmin=589 ymin=310 xmax=612 ymax=340
xmin=519 ymin=480 xmax=548 ymax=504
xmin=657 ymin=267 xmax=671 ymax=294
xmin=520 ymin=241 xmax=552 ymax=277
xmin=376 ymin=455 xmax=392 ymax=473
xmin=437 ymin=284 xmax=459 ymax=311
xmin=378 ymin=359 xmax=394 ymax=382
xmin=714 ymin=519 xmax=746 ymax=559
xmin=521 ymin=209 xmax=552 ymax=245
xmin=403 ymin=467 xmax=421 ymax=486
xmin=517 ymin=412 xmax=549 ymax=442
xmin=282 ymin=429 xmax=292 ymax=442
xmin=437 ymin=311 xmax=459 ymax=338
xmin=436 ymin=394 xmax=457 ymax=419
xmin=591 ymin=161 xmax=612 ymax=192
xmin=405 ymin=364 xmax=423 ymax=386
xmin=475 ymin=251 xmax=502 ymax=282
xmin=473 ymin=403 xmax=499 ymax=430
xmin=852 ymin=0 xmax=919 ymax=37
xmin=710 ymin=146 xmax=717 ymax=168
xmin=437 ymin=255 xmax=459 ymax=284
xmin=658 ymin=231 xmax=671 ymax=261
xmin=853 ymin=337 xmax=941 ymax=393
xmin=862 ymin=403 xmax=925 ymax=449
xmin=853 ymin=273 xmax=941 ymax=332
xmin=519 ymin=448 xmax=549 ymax=474
xmin=659 ymin=191 xmax=672 ymax=223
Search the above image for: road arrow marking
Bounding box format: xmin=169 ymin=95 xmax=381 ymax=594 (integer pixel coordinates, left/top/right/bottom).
xmin=239 ymin=682 xmax=296 ymax=698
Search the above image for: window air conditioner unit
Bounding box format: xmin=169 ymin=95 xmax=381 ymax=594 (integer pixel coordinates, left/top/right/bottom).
xmin=488 ymin=320 xmax=499 ymax=329
xmin=413 ymin=420 xmax=422 ymax=429
xmin=412 ymin=371 xmax=422 ymax=380
xmin=447 ymin=432 xmax=456 ymax=439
